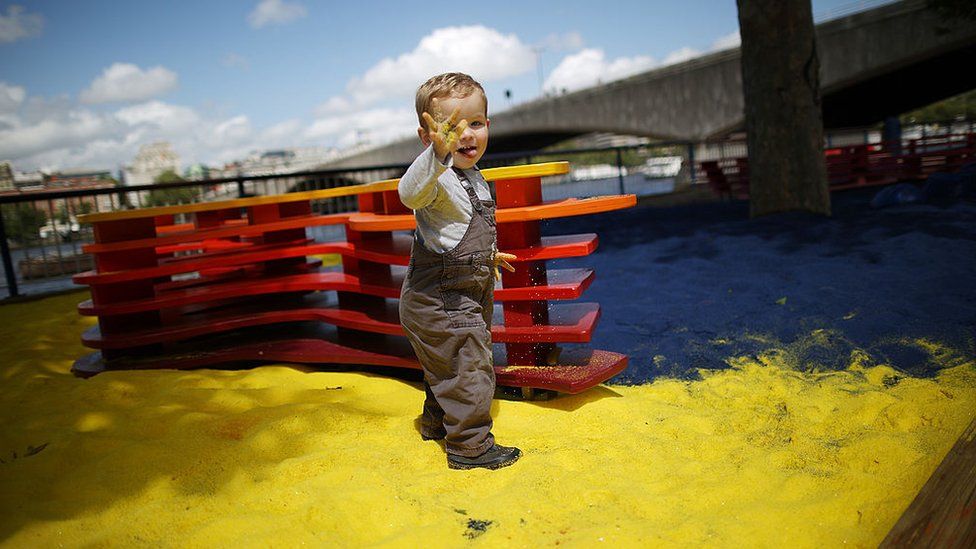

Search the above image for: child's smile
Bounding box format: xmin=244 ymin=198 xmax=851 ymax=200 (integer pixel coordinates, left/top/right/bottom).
xmin=456 ymin=145 xmax=479 ymax=160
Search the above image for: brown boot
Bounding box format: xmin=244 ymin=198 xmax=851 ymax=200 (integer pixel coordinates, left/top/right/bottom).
xmin=447 ymin=444 xmax=521 ymax=470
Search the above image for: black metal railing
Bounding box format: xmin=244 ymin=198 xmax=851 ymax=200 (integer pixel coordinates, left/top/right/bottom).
xmin=2 ymin=118 xmax=971 ymax=299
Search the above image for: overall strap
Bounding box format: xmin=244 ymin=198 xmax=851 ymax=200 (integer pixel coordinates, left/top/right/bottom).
xmin=452 ymin=167 xmax=484 ymax=212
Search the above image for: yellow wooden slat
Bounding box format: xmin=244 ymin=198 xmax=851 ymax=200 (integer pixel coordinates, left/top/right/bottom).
xmin=78 ymin=180 xmax=398 ymax=223
xmin=79 ymin=162 xmax=570 ymax=224
xmin=481 ymin=162 xmax=569 ymax=181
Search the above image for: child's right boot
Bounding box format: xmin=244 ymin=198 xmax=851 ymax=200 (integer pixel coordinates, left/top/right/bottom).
xmin=447 ymin=444 xmax=521 ymax=470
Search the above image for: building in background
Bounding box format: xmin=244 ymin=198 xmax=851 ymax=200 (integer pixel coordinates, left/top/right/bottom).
xmin=11 ymin=170 xmax=45 ymax=191
xmin=184 ymin=163 xmax=211 ymax=181
xmin=0 ymin=162 xmax=14 ymax=192
xmin=234 ymin=147 xmax=338 ymax=176
xmin=29 ymin=167 xmax=116 ymax=219
xmin=0 ymin=161 xmax=116 ymax=245
xmin=47 ymin=168 xmax=115 ymax=187
xmin=123 ymin=142 xmax=181 ymax=186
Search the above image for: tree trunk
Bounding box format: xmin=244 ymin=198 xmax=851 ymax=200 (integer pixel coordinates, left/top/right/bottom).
xmin=736 ymin=0 xmax=830 ymax=217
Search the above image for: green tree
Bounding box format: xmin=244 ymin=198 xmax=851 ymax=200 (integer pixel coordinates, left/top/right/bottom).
xmin=144 ymin=170 xmax=200 ymax=207
xmin=2 ymin=203 xmax=48 ymax=244
xmin=901 ymin=90 xmax=976 ymax=124
xmin=57 ymin=203 xmax=71 ymax=224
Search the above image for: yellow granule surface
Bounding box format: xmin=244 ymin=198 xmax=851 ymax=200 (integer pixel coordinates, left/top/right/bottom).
xmin=0 ymin=291 xmax=973 ymax=547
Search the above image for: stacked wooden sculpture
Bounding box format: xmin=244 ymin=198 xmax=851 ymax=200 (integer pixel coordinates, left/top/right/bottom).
xmin=73 ymin=162 xmax=635 ymax=394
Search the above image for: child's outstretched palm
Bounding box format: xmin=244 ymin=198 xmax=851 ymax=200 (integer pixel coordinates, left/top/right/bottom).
xmin=422 ymin=106 xmax=468 ymax=162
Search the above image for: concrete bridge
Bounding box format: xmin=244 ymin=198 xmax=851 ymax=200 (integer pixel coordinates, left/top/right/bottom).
xmin=328 ymin=0 xmax=976 ymax=168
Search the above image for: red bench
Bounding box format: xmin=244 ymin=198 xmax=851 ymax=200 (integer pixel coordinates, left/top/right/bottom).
xmin=702 ymin=131 xmax=976 ymax=197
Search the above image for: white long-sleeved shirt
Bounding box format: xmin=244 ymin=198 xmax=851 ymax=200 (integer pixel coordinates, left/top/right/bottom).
xmin=397 ymin=144 xmax=493 ymax=254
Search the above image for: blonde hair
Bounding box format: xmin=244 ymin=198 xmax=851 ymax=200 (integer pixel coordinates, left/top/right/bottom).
xmin=415 ymin=72 xmax=488 ymax=127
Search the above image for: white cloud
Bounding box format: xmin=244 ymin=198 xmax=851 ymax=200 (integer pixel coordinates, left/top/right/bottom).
xmin=0 ymin=86 xmax=367 ymax=172
xmin=0 ymin=107 xmax=115 ymax=161
xmin=221 ymin=52 xmax=250 ymax=70
xmin=711 ymin=31 xmax=741 ymax=51
xmin=115 ymin=101 xmax=199 ymax=130
xmin=315 ymin=96 xmax=352 ymax=117
xmin=0 ymin=24 xmax=588 ymax=171
xmin=0 ymin=5 xmax=43 ymax=43
xmin=307 ymin=25 xmax=536 ymax=150
xmin=542 ymin=31 xmax=585 ymax=52
xmin=543 ymin=48 xmax=656 ymax=94
xmin=543 ymin=29 xmax=744 ymax=94
xmin=248 ymin=0 xmax=307 ymax=29
xmin=0 ymin=82 xmax=27 ymax=113
xmin=336 ymin=25 xmax=535 ymax=108
xmin=80 ymin=63 xmax=179 ymax=104
xmin=662 ymin=46 xmax=700 ymax=66
xmin=0 ymin=93 xmax=269 ymax=171
xmin=306 ymin=106 xmax=416 ymax=149
xmin=262 ymin=118 xmax=303 ymax=142
xmin=214 ymin=115 xmax=253 ymax=143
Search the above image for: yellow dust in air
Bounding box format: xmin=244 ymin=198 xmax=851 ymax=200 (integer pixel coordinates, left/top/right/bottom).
xmin=0 ymin=291 xmax=974 ymax=547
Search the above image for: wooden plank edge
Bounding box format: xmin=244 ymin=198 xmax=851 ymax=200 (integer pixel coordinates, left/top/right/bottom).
xmin=880 ymin=416 xmax=976 ymax=548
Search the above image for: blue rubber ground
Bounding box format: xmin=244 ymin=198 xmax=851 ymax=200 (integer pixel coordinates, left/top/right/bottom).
xmin=542 ymin=188 xmax=976 ymax=384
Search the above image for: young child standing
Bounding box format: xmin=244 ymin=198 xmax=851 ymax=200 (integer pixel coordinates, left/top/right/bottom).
xmin=398 ymin=72 xmax=521 ymax=470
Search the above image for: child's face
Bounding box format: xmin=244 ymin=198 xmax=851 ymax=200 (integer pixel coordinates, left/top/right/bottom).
xmin=428 ymin=93 xmax=489 ymax=169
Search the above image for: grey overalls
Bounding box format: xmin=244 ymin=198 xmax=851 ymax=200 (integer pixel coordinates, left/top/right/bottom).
xmin=399 ymin=167 xmax=497 ymax=458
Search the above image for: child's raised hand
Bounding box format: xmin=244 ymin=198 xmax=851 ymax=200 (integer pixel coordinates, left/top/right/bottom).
xmin=492 ymin=251 xmax=517 ymax=281
xmin=422 ymin=106 xmax=468 ymax=163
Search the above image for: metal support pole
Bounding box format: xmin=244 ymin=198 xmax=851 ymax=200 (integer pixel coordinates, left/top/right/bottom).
xmin=687 ymin=143 xmax=697 ymax=185
xmin=237 ymin=179 xmax=246 ymax=198
xmin=0 ymin=208 xmax=20 ymax=298
xmin=616 ymin=148 xmax=625 ymax=195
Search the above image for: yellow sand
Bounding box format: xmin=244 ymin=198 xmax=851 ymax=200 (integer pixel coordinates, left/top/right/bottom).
xmin=1 ymin=292 xmax=974 ymax=547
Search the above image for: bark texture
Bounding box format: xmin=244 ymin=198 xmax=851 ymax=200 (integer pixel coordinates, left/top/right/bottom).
xmin=737 ymin=0 xmax=831 ymax=217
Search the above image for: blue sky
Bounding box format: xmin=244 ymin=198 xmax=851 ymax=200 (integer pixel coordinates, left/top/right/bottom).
xmin=1 ymin=0 xmax=878 ymax=171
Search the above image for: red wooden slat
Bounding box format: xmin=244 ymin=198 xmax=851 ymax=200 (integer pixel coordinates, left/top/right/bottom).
xmin=83 ymin=212 xmax=350 ymax=254
xmin=81 ymin=301 xmax=601 ymax=348
xmin=72 ymin=340 xmax=626 ymax=393
xmin=156 ymin=238 xmax=252 ymax=255
xmin=346 ymin=196 xmax=638 ymax=231
xmin=77 ymin=268 xmax=596 ymax=316
xmin=75 ymin=240 xmax=347 ymax=285
xmin=75 ymin=234 xmax=599 ymax=286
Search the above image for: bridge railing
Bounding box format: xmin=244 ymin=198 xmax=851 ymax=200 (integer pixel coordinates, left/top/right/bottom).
xmin=699 ymin=127 xmax=976 ymax=199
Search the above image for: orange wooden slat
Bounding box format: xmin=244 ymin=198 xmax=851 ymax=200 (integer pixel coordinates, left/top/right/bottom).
xmin=346 ymin=196 xmax=637 ymax=231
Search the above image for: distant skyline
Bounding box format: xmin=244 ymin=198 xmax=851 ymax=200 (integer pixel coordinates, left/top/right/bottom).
xmin=0 ymin=0 xmax=890 ymax=172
